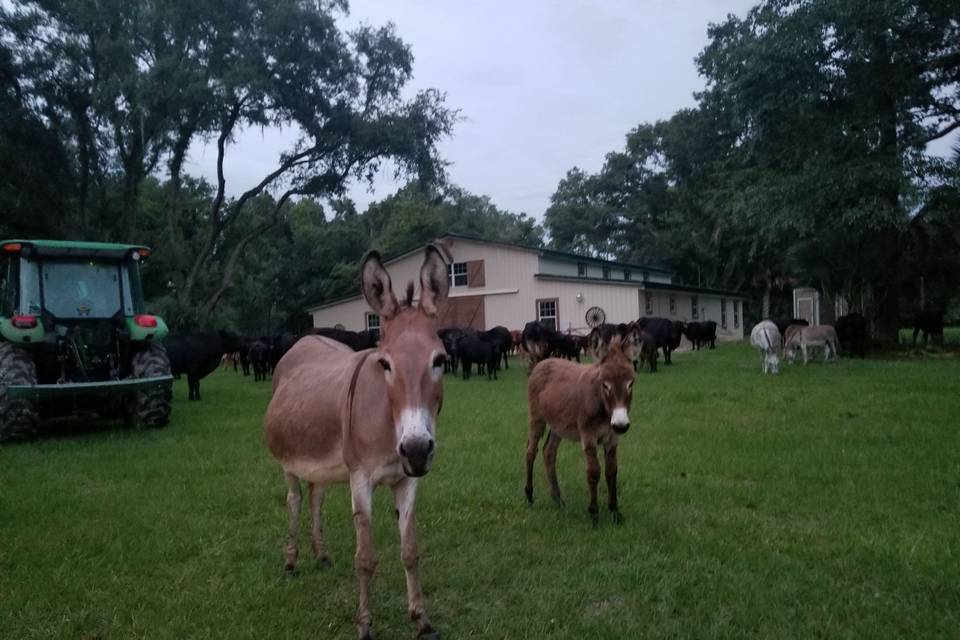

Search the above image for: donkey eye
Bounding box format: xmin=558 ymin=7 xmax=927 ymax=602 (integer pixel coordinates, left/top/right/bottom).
xmin=378 ymin=358 xmax=392 ymax=372
xmin=432 ymin=354 xmax=446 ymax=369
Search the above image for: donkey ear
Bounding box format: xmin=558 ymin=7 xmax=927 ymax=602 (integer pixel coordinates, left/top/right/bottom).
xmin=588 ymin=329 xmax=607 ymax=360
xmin=418 ymin=243 xmax=450 ymax=317
xmin=624 ymin=324 xmax=642 ymax=361
xmin=361 ymin=250 xmax=399 ymax=320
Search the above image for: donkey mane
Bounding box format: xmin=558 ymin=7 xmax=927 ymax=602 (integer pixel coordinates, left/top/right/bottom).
xmin=601 ymin=334 xmax=630 ymax=362
xmin=404 ymin=281 xmax=415 ymax=308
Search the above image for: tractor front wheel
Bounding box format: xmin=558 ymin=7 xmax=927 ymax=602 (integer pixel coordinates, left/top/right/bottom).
xmin=126 ymin=342 xmax=173 ymax=429
xmin=0 ymin=341 xmax=38 ymax=442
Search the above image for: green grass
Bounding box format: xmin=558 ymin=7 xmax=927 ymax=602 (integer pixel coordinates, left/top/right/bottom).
xmin=1 ymin=345 xmax=959 ymax=639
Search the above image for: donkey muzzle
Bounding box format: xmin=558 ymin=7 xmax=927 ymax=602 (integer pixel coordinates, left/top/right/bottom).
xmin=399 ymin=437 xmax=435 ymax=477
xmin=610 ymin=407 xmax=631 ymax=434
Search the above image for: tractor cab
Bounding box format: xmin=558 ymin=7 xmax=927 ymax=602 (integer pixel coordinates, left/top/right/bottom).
xmin=0 ymin=240 xmax=173 ymax=441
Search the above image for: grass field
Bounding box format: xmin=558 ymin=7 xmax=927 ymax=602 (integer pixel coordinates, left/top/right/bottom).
xmin=1 ymin=343 xmax=958 ymax=639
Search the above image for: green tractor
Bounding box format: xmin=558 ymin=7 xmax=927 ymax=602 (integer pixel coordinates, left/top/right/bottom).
xmin=0 ymin=240 xmax=173 ymax=442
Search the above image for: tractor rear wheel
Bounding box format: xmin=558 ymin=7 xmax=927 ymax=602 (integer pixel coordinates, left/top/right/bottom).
xmin=126 ymin=342 xmax=172 ymax=429
xmin=0 ymin=341 xmax=38 ymax=442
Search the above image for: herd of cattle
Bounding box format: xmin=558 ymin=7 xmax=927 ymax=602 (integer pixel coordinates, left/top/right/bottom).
xmin=160 ymin=318 xmax=722 ymax=400
xmin=160 ymin=307 xmax=949 ymax=401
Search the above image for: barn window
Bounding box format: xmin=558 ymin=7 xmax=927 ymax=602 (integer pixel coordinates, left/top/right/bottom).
xmin=577 ymin=263 xmax=587 ymax=278
xmin=669 ymin=295 xmax=676 ymax=315
xmin=624 ymin=269 xmax=632 ymax=281
xmin=448 ymin=262 xmax=468 ymax=287
xmin=691 ymin=296 xmax=699 ymax=320
xmin=644 ymin=292 xmax=653 ymax=315
xmin=734 ymin=300 xmax=740 ymax=328
xmin=602 ymin=267 xmax=611 ymax=280
xmin=366 ymin=313 xmax=380 ymax=338
xmin=721 ymin=298 xmax=727 ymax=329
xmin=537 ymin=298 xmax=558 ymax=331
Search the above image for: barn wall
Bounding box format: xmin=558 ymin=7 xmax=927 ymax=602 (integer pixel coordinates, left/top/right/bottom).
xmin=306 ymin=237 xmax=745 ymax=340
xmin=310 ymin=296 xmax=370 ymax=331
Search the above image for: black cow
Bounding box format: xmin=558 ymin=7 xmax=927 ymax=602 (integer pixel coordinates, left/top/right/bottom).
xmin=250 ymin=339 xmax=271 ymax=382
xmin=683 ymin=321 xmax=718 ymax=350
xmin=312 ymin=327 xmax=379 ymax=351
xmin=521 ymin=320 xmax=554 ymax=367
xmin=483 ymin=326 xmax=513 ymax=370
xmin=911 ymin=310 xmax=944 ymax=347
xmin=458 ymin=333 xmax=498 ymax=380
xmin=438 ymin=327 xmax=466 ymax=374
xmin=548 ymin=332 xmax=581 ymax=361
xmin=835 ymin=313 xmax=867 ymax=358
xmin=163 ymin=329 xmax=243 ymax=400
xmin=637 ymin=317 xmax=684 ymax=365
xmin=238 ymin=337 xmax=252 ymax=376
xmin=270 ymin=333 xmax=299 ymax=372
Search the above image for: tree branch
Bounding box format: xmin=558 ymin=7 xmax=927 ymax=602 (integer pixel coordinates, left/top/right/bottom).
xmin=201 ymin=189 xmax=299 ymax=321
xmin=921 ymin=119 xmax=960 ymax=145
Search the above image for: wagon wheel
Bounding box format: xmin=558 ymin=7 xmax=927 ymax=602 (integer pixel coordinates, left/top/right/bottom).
xmin=585 ymin=306 xmax=606 ymax=328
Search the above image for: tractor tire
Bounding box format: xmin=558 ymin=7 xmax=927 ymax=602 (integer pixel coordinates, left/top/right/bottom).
xmin=127 ymin=342 xmax=173 ymax=429
xmin=0 ymin=341 xmax=38 ymax=442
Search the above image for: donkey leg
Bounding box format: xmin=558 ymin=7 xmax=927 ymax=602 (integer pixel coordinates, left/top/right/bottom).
xmin=581 ymin=436 xmax=602 ymax=528
xmin=392 ymin=478 xmax=439 ymax=639
xmin=542 ymin=431 xmax=565 ymax=508
xmin=525 ymin=417 xmax=547 ymax=504
xmin=283 ymin=472 xmax=302 ymax=576
xmin=604 ymin=442 xmax=622 ymax=524
xmin=351 ymin=477 xmax=378 ymax=640
xmin=309 ymin=482 xmax=332 ymax=569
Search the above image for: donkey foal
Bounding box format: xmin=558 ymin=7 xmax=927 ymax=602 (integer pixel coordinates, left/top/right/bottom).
xmin=525 ymin=335 xmax=637 ymax=527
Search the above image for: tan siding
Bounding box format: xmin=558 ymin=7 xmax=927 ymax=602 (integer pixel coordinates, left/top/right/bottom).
xmin=307 ymin=237 xmax=744 ymax=340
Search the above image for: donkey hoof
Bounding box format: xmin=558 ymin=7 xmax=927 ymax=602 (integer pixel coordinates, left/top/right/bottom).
xmin=318 ymin=555 xmax=333 ymax=570
xmin=417 ymin=624 xmax=440 ymax=639
xmin=552 ymin=496 xmax=566 ymax=509
xmin=611 ymin=510 xmax=624 ymax=525
xmin=283 ymin=564 xmax=298 ymax=579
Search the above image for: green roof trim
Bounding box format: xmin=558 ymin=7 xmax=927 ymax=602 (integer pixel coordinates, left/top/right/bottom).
xmin=305 ymin=292 xmax=363 ymax=313
xmin=641 ymin=280 xmax=747 ymax=298
xmin=534 ymin=273 xmax=649 ymax=288
xmin=535 ymin=273 xmax=746 ymax=297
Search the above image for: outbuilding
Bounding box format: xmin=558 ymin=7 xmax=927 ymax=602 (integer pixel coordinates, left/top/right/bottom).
xmin=307 ymin=234 xmax=746 ymax=340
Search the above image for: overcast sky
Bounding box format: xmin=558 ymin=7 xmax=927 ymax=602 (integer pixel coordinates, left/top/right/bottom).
xmin=183 ymin=1 xmax=760 ymax=220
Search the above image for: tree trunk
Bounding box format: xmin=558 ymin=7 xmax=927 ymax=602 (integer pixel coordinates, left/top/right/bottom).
xmin=869 ymin=32 xmax=903 ymax=344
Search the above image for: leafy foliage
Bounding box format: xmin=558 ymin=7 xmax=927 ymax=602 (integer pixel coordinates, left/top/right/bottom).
xmin=546 ymin=0 xmax=960 ymax=335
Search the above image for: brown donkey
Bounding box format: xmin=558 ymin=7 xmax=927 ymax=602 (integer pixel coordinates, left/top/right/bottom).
xmin=525 ymin=334 xmax=637 ymax=526
xmin=265 ymin=245 xmax=449 ymax=640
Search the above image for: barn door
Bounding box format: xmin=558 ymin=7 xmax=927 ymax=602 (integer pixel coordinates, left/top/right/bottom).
xmin=437 ymin=295 xmax=485 ymax=330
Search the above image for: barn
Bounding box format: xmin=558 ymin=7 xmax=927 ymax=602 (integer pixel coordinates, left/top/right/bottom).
xmin=307 ymin=234 xmax=747 ymax=340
